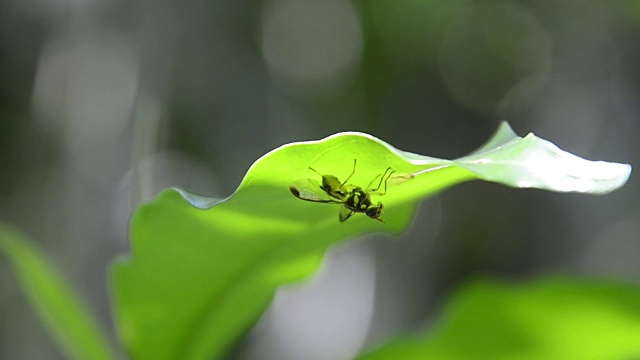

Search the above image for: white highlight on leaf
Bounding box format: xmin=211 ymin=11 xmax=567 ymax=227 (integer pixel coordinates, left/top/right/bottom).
xmin=343 ymin=121 xmax=631 ymax=195
xmin=455 ymin=130 xmax=631 ymax=194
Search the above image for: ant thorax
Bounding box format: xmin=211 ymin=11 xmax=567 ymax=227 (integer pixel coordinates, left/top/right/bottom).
xmin=344 ymin=187 xmax=372 ymax=212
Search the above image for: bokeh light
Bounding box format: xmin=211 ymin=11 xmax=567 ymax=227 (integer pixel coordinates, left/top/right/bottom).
xmin=261 ymin=0 xmax=363 ymax=93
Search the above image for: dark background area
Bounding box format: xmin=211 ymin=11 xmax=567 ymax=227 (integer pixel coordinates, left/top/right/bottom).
xmin=0 ymin=1 xmax=638 ymax=359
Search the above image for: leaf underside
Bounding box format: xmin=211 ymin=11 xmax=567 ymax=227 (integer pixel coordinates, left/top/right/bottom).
xmin=111 ymin=122 xmax=631 ymax=360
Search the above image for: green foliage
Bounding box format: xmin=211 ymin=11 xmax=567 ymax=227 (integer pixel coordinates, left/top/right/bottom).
xmin=110 ymin=122 xmax=630 ymax=359
xmin=0 ymin=223 xmax=115 ymax=360
xmin=359 ymin=277 xmax=640 ymax=360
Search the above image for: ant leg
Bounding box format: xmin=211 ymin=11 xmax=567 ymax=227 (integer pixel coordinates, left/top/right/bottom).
xmin=378 ymin=169 xmax=396 ymax=195
xmin=341 ymin=159 xmax=357 ymax=186
xmin=366 ymin=167 xmax=389 ymax=191
xmin=369 ymin=167 xmax=392 ymax=192
xmin=365 ymin=174 xmax=382 ymax=190
xmin=369 ymin=168 xmax=395 ymax=195
xmin=339 ymin=207 xmax=355 ymax=222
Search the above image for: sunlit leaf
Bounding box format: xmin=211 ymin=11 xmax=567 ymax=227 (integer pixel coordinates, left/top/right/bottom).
xmin=0 ymin=223 xmax=116 ymax=360
xmin=111 ymin=122 xmax=631 ymax=360
xmin=359 ymin=277 xmax=640 ymax=360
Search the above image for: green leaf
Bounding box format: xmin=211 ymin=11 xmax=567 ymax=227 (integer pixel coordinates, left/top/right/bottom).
xmin=358 ymin=277 xmax=640 ymax=360
xmin=0 ymin=223 xmax=116 ymax=360
xmin=111 ymin=122 xmax=631 ymax=360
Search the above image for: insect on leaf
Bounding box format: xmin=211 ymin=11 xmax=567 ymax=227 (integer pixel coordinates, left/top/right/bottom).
xmin=112 ymin=122 xmax=631 ymax=360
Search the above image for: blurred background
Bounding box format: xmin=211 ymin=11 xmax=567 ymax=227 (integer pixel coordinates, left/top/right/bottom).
xmin=0 ymin=0 xmax=638 ymax=359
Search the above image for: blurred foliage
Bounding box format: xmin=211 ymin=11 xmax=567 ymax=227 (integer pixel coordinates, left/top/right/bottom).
xmin=0 ymin=224 xmax=115 ymax=360
xmin=360 ymin=277 xmax=640 ymax=360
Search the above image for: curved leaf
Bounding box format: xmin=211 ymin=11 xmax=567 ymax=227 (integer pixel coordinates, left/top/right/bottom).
xmin=111 ymin=122 xmax=631 ymax=360
xmin=0 ymin=223 xmax=116 ymax=360
xmin=359 ymin=277 xmax=640 ymax=360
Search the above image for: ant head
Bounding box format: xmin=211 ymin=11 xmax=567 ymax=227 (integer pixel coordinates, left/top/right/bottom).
xmin=366 ymin=202 xmax=384 ymax=221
